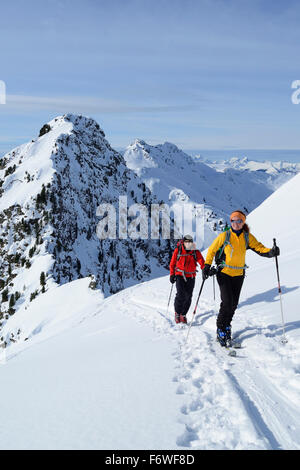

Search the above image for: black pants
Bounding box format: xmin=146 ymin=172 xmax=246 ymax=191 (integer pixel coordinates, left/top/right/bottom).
xmin=216 ymin=272 xmax=244 ymax=330
xmin=174 ymin=276 xmax=195 ymax=316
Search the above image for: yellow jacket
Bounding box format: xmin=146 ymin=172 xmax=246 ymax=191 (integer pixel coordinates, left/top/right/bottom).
xmin=205 ymin=229 xmax=271 ymax=277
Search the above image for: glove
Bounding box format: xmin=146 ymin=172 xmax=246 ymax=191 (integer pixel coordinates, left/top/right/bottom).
xmin=202 ymin=264 xmax=211 ymax=281
xmin=210 ymin=266 xmax=218 ymax=276
xmin=170 ymin=274 xmax=176 ymax=284
xmin=268 ymin=246 xmax=280 ymax=258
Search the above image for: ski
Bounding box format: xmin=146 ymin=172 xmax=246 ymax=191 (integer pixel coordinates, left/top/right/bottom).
xmin=225 ymin=341 xmax=242 ymax=356
xmin=216 ymin=339 xmax=242 ymax=357
xmin=226 ymin=347 xmax=237 ymax=357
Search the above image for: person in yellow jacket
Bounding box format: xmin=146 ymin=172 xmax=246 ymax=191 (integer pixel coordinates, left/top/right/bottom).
xmin=202 ymin=210 xmax=280 ymax=347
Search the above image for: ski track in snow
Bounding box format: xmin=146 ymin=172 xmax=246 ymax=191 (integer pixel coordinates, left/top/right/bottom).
xmin=111 ymin=278 xmax=300 ymax=450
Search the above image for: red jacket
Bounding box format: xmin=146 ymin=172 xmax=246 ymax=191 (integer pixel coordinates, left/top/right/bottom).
xmin=170 ymin=243 xmax=205 ymax=279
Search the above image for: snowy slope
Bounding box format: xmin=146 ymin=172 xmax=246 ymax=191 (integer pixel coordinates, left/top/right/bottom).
xmin=1 ymin=173 xmax=299 ymax=450
xmin=0 ymin=277 xmax=183 ymax=450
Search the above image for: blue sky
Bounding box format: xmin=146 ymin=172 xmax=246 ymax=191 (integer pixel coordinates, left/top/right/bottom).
xmin=1 ymin=0 xmax=300 ymax=159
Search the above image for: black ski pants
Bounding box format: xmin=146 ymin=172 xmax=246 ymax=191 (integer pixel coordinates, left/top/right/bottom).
xmin=216 ymin=271 xmax=244 ymax=330
xmin=174 ymin=276 xmax=195 ymax=316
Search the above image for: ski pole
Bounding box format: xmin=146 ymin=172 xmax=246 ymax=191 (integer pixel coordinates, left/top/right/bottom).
xmin=186 ymin=279 xmax=205 ymax=343
xmin=210 ymin=266 xmax=218 ymax=304
xmin=273 ymin=238 xmax=288 ymax=344
xmin=166 ymin=283 xmax=174 ymax=315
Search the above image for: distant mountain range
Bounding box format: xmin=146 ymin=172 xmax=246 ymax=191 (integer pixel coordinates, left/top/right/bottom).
xmin=193 ymin=154 xmax=300 ymax=190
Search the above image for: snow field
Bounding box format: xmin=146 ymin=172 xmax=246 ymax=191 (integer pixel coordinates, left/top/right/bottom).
xmin=118 ymin=274 xmax=300 ymax=450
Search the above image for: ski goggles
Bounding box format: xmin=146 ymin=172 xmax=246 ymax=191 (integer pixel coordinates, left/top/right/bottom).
xmin=231 ymin=219 xmax=244 ymax=224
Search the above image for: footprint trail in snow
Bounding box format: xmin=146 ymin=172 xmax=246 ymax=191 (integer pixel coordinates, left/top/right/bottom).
xmin=118 ymin=276 xmax=300 ymax=450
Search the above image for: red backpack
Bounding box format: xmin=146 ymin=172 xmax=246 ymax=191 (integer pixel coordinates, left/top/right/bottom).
xmin=175 ymin=240 xmax=198 ymax=280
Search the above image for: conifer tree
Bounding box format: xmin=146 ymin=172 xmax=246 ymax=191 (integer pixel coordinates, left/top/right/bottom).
xmin=40 ymin=271 xmax=46 ymax=293
xmin=9 ymin=293 xmax=15 ymax=315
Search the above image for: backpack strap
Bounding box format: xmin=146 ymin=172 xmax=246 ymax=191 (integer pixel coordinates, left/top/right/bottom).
xmin=176 ymin=240 xmax=197 ymax=262
xmin=217 ymin=230 xmax=232 ymax=262
xmin=218 ymin=230 xmax=249 ymax=271
xmin=244 ymin=231 xmax=249 ymax=249
xmin=176 ymin=240 xmax=183 ymax=261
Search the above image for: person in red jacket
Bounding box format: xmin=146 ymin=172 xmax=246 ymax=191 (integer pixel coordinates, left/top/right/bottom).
xmin=169 ymin=234 xmax=205 ymax=324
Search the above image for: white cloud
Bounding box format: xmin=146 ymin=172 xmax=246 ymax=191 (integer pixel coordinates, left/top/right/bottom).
xmin=2 ymin=94 xmax=198 ymax=115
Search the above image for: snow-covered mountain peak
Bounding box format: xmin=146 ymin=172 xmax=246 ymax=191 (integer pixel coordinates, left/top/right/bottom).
xmin=156 ymin=141 xmax=196 ymax=167
xmin=124 ymin=139 xmax=158 ymax=176
xmin=46 ymin=113 xmax=105 ymax=136
xmin=124 ymin=139 xmax=196 ymax=176
xmin=157 ymin=141 xmax=181 ymax=153
xmin=0 ymin=114 xmax=176 ymax=343
xmin=0 ymin=113 xmax=121 ymax=213
xmin=229 ymin=156 xmax=248 ymax=166
xmin=131 ymin=138 xmax=147 ymax=147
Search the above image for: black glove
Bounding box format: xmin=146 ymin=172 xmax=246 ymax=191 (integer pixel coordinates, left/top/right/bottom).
xmin=170 ymin=274 xmax=176 ymax=284
xmin=267 ymin=246 xmax=280 ymax=258
xmin=202 ymin=264 xmax=211 ymax=281
xmin=210 ymin=266 xmax=218 ymax=276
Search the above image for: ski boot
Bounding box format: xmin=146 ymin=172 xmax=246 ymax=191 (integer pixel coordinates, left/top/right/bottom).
xmin=180 ymin=314 xmax=187 ymax=324
xmin=225 ymin=326 xmax=232 ymax=347
xmin=175 ymin=312 xmax=180 ymax=324
xmin=217 ymin=328 xmax=227 ymax=347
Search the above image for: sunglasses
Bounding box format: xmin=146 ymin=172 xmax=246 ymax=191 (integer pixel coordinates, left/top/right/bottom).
xmin=231 ymin=219 xmax=243 ymax=224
